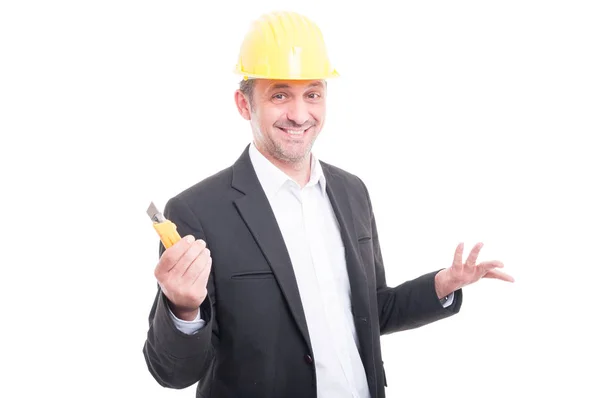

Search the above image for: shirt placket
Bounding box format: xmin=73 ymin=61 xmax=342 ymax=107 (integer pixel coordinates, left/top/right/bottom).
xmin=301 ymin=186 xmax=359 ymax=397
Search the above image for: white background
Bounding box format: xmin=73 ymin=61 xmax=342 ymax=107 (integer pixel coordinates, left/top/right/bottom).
xmin=1 ymin=1 xmax=599 ymax=397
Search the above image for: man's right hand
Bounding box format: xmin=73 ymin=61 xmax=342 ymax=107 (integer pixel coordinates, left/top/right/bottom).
xmin=154 ymin=235 xmax=212 ymax=321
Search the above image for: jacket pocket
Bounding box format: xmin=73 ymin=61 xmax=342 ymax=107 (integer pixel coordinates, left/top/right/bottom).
xmin=231 ymin=270 xmax=275 ymax=280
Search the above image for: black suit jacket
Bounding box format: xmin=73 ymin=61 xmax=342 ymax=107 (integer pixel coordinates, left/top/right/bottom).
xmin=143 ymin=145 xmax=462 ymax=398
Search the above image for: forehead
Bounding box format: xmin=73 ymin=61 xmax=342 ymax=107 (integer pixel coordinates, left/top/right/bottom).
xmin=257 ymin=79 xmax=325 ymax=92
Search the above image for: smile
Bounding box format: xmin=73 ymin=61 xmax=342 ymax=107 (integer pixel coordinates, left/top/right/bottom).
xmin=277 ymin=127 xmax=310 ymax=136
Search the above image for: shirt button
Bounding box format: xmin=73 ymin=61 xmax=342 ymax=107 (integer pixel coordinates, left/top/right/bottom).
xmin=304 ymin=354 xmax=313 ymax=364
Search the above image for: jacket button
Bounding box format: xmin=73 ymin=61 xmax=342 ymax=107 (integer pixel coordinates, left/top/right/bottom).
xmin=304 ymin=354 xmax=313 ymax=364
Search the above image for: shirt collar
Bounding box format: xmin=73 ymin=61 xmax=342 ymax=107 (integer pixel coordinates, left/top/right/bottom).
xmin=248 ymin=142 xmax=327 ymax=200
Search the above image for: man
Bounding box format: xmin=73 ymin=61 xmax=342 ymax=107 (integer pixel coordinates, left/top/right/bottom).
xmin=142 ymin=10 xmax=514 ymax=398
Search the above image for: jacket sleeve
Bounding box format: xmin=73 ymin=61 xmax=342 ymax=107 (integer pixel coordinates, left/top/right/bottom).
xmin=142 ymin=196 xmax=218 ymax=389
xmin=360 ymin=180 xmax=463 ymax=335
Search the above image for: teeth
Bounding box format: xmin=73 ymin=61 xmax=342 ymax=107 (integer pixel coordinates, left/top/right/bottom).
xmin=285 ymin=129 xmax=304 ymax=135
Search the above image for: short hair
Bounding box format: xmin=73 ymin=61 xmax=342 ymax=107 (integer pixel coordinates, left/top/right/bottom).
xmin=239 ymin=78 xmax=256 ymax=108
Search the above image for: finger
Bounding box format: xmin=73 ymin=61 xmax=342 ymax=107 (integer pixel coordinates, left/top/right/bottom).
xmin=182 ymin=247 xmax=211 ymax=280
xmin=465 ymin=242 xmax=484 ymax=267
xmin=453 ymin=243 xmax=464 ymax=270
xmin=477 ymin=260 xmax=504 ymax=273
xmin=483 ymin=269 xmax=515 ymax=282
xmin=155 ymin=235 xmax=195 ymax=277
xmin=170 ymin=239 xmax=207 ymax=275
xmin=192 ymin=256 xmax=212 ymax=287
xmin=191 ymin=257 xmax=212 ymax=304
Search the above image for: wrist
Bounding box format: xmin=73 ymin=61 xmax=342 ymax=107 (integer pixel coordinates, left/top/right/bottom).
xmin=169 ymin=303 xmax=200 ymax=321
xmin=435 ymin=269 xmax=459 ymax=299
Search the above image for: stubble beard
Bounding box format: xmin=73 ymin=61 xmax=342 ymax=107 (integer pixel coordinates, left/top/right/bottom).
xmin=252 ymin=118 xmax=316 ymax=167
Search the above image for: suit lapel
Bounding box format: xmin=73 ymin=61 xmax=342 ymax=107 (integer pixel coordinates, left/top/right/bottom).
xmin=231 ymin=146 xmax=312 ymax=350
xmin=322 ymin=163 xmax=376 ymax=393
xmin=321 ymin=164 xmax=371 ymax=323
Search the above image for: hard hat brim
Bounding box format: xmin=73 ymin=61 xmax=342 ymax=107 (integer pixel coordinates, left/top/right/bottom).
xmin=234 ymin=69 xmax=340 ymax=81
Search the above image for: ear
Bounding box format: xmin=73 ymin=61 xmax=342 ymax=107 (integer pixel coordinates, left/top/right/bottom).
xmin=234 ymin=90 xmax=251 ymax=120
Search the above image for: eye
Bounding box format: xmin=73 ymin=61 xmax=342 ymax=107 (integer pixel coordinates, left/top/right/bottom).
xmin=306 ymin=92 xmax=322 ymax=100
xmin=272 ymin=93 xmax=287 ymax=101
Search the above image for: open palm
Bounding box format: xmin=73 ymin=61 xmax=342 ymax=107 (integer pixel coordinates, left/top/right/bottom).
xmin=447 ymin=242 xmax=514 ymax=288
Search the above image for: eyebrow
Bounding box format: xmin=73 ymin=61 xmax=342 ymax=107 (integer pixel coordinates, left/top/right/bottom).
xmin=268 ymin=81 xmax=325 ymax=90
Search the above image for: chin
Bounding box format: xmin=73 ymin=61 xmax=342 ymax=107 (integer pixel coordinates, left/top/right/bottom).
xmin=275 ymin=147 xmax=310 ymax=163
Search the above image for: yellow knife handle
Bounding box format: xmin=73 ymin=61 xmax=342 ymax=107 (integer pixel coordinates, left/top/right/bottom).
xmin=153 ymin=220 xmax=182 ymax=249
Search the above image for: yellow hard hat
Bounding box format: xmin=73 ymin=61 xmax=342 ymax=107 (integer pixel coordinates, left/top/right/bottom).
xmin=235 ymin=11 xmax=339 ymax=80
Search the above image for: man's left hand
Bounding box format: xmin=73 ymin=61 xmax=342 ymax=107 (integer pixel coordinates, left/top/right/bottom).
xmin=434 ymin=242 xmax=514 ymax=299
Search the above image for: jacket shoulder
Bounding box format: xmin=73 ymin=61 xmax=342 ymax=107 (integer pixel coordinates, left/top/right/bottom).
xmin=320 ymin=160 xmax=368 ymax=192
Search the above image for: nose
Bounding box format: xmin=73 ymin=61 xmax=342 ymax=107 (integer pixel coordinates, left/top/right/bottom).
xmin=286 ymin=98 xmax=310 ymax=126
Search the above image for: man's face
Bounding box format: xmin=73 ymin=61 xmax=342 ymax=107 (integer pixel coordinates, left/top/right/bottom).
xmin=236 ymin=79 xmax=327 ymax=165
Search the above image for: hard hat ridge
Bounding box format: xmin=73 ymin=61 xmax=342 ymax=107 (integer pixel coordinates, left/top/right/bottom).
xmin=234 ymin=10 xmax=339 ymax=80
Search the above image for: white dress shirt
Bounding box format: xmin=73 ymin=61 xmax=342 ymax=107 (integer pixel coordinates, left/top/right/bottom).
xmin=168 ymin=142 xmax=453 ymax=397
